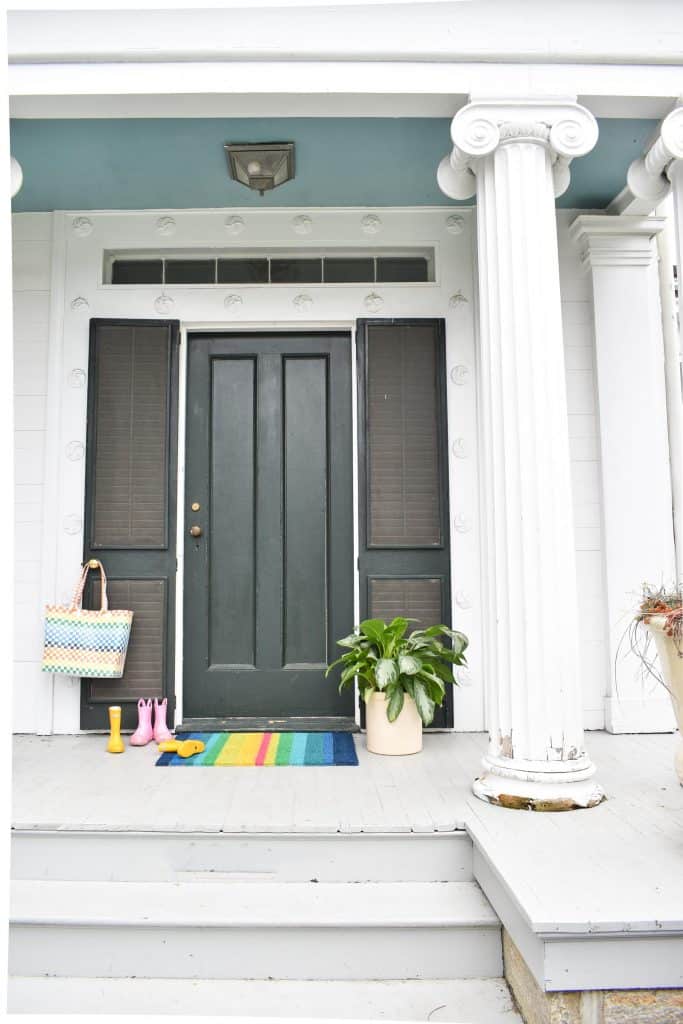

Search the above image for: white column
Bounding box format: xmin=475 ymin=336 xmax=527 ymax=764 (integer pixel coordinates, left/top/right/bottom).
xmin=439 ymin=99 xmax=605 ymax=810
xmin=616 ymin=103 xmax=683 ymax=584
xmin=570 ymin=215 xmax=677 ymax=733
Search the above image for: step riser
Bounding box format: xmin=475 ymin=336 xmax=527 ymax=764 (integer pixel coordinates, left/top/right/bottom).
xmin=11 ymin=832 xmax=473 ymax=883
xmin=10 ymin=924 xmax=503 ymax=981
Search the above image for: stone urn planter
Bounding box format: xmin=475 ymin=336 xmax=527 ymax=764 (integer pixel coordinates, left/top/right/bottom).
xmin=644 ymin=614 xmax=683 ymax=785
xmin=365 ymin=691 xmax=422 ymax=756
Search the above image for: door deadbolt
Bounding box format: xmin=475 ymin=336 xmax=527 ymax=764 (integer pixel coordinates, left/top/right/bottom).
xmin=191 ymin=502 xmax=201 ymax=512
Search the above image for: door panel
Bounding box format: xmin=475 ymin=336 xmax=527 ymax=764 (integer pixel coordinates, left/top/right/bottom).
xmin=209 ymin=357 xmax=256 ymax=669
xmin=183 ymin=333 xmax=354 ymax=723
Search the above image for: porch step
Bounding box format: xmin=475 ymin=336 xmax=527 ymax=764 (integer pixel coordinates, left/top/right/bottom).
xmin=11 ymin=829 xmax=474 ymax=882
xmin=10 ymin=879 xmax=502 ymax=981
xmin=7 ymin=977 xmax=523 ymax=1021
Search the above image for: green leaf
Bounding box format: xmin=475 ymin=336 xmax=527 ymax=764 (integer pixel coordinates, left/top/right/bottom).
xmin=336 ymin=633 xmax=361 ymax=648
xmin=325 ymin=656 xmax=346 ymax=676
xmin=398 ymin=653 xmax=422 ymax=676
xmin=386 ymin=686 xmax=405 ymax=722
xmin=375 ymin=658 xmax=399 ymax=690
xmin=413 ymin=680 xmax=436 ymax=726
xmin=361 ymin=681 xmax=377 ymax=703
xmin=359 ymin=619 xmax=387 ymax=645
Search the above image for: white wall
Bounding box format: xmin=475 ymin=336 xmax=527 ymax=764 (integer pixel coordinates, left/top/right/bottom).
xmin=12 ymin=213 xmax=53 ymax=733
xmin=557 ymin=211 xmax=610 ymax=730
xmin=11 ymin=206 xmax=611 ymax=734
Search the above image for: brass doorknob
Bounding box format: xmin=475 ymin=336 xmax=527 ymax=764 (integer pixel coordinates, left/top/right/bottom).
xmin=189 ymin=525 xmax=203 ymax=538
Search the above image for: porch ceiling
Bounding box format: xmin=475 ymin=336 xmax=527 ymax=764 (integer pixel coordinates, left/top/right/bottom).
xmin=10 ymin=116 xmax=657 ymax=213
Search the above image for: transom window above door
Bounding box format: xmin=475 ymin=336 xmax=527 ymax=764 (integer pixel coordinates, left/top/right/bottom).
xmin=104 ymin=249 xmax=435 ymax=286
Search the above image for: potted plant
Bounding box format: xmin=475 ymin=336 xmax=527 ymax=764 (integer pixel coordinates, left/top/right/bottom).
xmin=629 ymin=584 xmax=683 ymax=784
xmin=327 ymin=617 xmax=468 ymax=755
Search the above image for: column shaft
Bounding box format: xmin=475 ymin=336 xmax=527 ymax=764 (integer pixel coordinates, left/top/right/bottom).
xmin=474 ymin=132 xmax=604 ymax=808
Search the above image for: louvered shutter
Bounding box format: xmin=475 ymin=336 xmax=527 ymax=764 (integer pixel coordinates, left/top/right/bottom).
xmin=81 ymin=320 xmax=179 ymax=730
xmin=357 ymin=319 xmax=452 ymax=728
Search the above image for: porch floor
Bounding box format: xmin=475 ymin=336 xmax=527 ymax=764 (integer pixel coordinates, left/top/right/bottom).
xmin=11 ymin=731 xmax=683 ymax=938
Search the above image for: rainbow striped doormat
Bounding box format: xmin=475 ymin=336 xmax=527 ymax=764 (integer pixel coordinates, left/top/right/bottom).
xmin=155 ymin=731 xmax=358 ymax=767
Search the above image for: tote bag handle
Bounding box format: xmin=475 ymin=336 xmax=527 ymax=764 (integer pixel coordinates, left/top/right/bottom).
xmin=69 ymin=559 xmax=109 ymax=613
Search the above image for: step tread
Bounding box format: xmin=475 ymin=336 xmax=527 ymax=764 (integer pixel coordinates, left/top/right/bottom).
xmin=7 ymin=976 xmax=522 ymax=1021
xmin=11 ymin=879 xmax=499 ymax=929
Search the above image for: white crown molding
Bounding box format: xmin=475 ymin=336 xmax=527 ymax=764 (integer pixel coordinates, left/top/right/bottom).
xmin=437 ymin=98 xmax=598 ymax=201
xmin=570 ymin=213 xmax=666 ymax=268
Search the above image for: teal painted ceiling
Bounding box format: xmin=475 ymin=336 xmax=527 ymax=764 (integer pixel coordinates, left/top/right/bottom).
xmin=10 ymin=117 xmax=656 ymax=213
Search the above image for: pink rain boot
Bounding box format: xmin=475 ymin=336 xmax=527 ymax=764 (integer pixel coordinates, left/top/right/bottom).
xmin=153 ymin=697 xmax=173 ymax=743
xmin=130 ymin=698 xmax=153 ymax=746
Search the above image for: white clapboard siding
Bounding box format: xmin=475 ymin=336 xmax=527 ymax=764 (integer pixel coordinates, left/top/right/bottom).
xmin=558 ymin=211 xmax=610 ymax=731
xmin=12 ymin=213 xmax=52 ymax=734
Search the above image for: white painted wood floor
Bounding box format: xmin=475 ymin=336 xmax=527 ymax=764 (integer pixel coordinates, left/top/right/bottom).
xmin=12 ymin=731 xmax=683 ymax=936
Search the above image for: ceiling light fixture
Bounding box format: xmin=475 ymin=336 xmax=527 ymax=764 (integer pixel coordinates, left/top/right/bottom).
xmin=224 ymin=142 xmax=295 ymax=195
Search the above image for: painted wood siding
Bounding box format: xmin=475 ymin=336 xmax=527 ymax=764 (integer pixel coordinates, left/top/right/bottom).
xmin=557 ymin=211 xmax=610 ymax=730
xmin=13 ymin=213 xmax=52 ymax=733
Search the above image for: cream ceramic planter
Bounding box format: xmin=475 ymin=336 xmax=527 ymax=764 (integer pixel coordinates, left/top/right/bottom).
xmin=645 ymin=615 xmax=683 ymax=785
xmin=365 ymin=692 xmax=423 ymax=756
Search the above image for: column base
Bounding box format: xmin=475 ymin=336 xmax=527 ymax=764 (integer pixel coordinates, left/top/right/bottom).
xmin=473 ymin=771 xmax=606 ymax=812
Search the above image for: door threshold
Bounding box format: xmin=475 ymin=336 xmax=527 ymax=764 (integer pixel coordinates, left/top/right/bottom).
xmin=177 ymin=716 xmax=359 ymax=734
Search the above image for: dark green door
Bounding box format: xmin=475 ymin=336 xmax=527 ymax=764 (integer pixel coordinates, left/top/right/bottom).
xmin=183 ymin=332 xmax=354 ymax=726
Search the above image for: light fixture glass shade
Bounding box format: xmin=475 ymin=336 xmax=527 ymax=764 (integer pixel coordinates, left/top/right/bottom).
xmin=225 ymin=142 xmax=295 ymax=195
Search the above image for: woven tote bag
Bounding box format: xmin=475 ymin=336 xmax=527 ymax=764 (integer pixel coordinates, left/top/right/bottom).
xmin=42 ymin=560 xmax=134 ymax=678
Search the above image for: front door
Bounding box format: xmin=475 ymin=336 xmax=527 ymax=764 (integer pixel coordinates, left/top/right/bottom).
xmin=183 ymin=332 xmax=354 ymax=726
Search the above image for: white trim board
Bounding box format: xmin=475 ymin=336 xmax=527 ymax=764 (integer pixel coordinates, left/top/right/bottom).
xmin=35 ymin=205 xmax=484 ymax=734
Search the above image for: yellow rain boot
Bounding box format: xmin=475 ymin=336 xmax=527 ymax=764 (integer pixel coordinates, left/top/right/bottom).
xmin=106 ymin=705 xmax=125 ymax=754
xmin=158 ymin=739 xmax=205 ymax=758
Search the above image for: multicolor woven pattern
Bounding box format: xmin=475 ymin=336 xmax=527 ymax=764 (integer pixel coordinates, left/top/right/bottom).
xmin=42 ymin=560 xmax=133 ymax=678
xmin=42 ymin=607 xmax=133 ymax=677
xmin=155 ymin=732 xmax=359 ymax=767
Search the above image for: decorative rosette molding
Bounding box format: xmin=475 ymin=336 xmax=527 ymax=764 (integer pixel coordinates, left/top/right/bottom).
xmin=361 ymin=214 xmax=382 ymax=234
xmin=453 ymin=513 xmax=472 ymax=533
xmin=293 ymin=293 xmax=313 ymax=311
xmin=224 ymin=294 xmax=243 ymax=308
xmin=70 ymin=297 xmax=89 ymax=312
xmin=292 ymin=215 xmax=313 ymax=235
xmin=449 ymin=364 xmax=469 ymax=386
xmin=156 ymin=216 xmax=176 ymax=236
xmin=438 ymin=99 xmax=598 ymax=201
xmin=364 ymin=292 xmax=384 ymax=313
xmin=65 ymin=441 xmax=85 ymax=461
xmin=449 ymin=291 xmax=468 ymax=309
xmin=445 ymin=214 xmax=465 ymax=234
xmin=154 ymin=295 xmax=175 ymax=315
xmin=72 ymin=217 xmax=93 ymax=237
xmin=62 ymin=515 xmax=83 ymax=536
xmin=225 ymin=215 xmax=245 ymax=235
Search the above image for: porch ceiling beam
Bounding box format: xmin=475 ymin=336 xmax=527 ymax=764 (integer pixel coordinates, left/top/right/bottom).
xmin=8 ymin=61 xmax=683 ymax=120
xmin=608 ymin=100 xmax=683 ymax=214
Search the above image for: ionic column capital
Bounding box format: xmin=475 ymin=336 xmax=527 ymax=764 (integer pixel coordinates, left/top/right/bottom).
xmin=626 ymin=102 xmax=683 ymax=207
xmin=437 ymin=99 xmax=598 ymax=200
